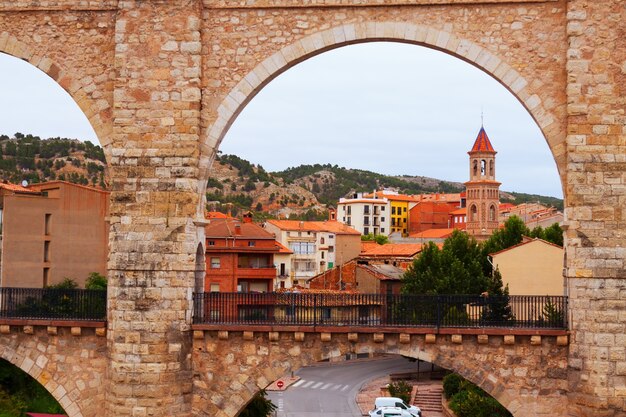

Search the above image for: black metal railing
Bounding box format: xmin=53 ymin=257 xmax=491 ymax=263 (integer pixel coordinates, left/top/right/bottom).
xmin=0 ymin=287 xmax=107 ymax=321
xmin=193 ymin=292 xmax=568 ymax=329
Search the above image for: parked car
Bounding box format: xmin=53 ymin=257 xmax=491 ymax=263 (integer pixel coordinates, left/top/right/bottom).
xmin=368 ymin=406 xmax=405 ymax=417
xmin=370 ymin=397 xmax=422 ymax=417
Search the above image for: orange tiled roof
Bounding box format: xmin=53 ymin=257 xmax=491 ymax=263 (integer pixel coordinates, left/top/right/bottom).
xmin=28 ymin=180 xmax=109 ymax=194
xmin=205 ymin=211 xmax=234 ymax=219
xmin=266 ymin=220 xmax=360 ymax=235
xmin=361 ymin=241 xmax=380 ymax=253
xmin=0 ymin=182 xmax=38 ymax=194
xmin=205 ymin=217 xmax=275 ymax=239
xmin=469 ymin=127 xmax=496 ymax=153
xmin=409 ymin=228 xmax=456 ymax=239
xmin=275 ymin=241 xmax=293 ymax=254
xmin=360 ymin=243 xmax=423 ymax=257
xmin=450 ymin=207 xmax=467 ymax=215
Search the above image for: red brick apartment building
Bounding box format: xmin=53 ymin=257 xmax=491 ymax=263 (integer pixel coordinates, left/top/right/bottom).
xmin=204 ymin=215 xmax=290 ymax=293
xmin=0 ymin=181 xmax=109 ymax=288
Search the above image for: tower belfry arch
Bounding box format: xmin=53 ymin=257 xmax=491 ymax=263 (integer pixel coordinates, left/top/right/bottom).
xmin=0 ymin=1 xmax=623 ymax=416
xmin=465 ymin=126 xmax=500 ymax=240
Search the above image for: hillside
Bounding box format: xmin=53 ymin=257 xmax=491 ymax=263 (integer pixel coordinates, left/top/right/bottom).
xmin=0 ymin=135 xmax=563 ymax=217
xmin=0 ymin=133 xmax=107 ymax=188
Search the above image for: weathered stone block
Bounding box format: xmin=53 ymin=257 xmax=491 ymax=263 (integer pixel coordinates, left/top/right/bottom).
xmin=320 ymin=333 xmax=331 ymax=343
xmin=373 ymin=333 xmax=384 ymax=343
xmin=243 ymin=331 xmax=254 ymax=341
xmin=294 ymin=332 xmax=305 ymax=342
xmin=218 ymin=331 xmax=229 ymax=340
xmin=425 ymin=334 xmax=436 ymax=344
xmin=504 ymin=335 xmax=515 ymax=345
xmin=477 ymin=335 xmax=489 ymax=344
xmin=451 ymin=335 xmax=463 ymax=344
xmin=348 ymin=332 xmax=358 ymax=342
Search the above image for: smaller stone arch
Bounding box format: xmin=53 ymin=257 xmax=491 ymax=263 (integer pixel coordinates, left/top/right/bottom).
xmin=0 ymin=345 xmax=82 ymax=417
xmin=0 ymin=32 xmax=113 ymax=160
xmin=469 ymin=204 xmax=477 ymax=222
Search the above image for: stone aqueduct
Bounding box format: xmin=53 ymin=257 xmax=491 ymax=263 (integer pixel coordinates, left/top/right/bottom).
xmin=0 ymin=0 xmax=623 ymax=416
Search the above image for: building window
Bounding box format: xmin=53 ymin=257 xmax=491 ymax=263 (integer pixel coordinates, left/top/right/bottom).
xmin=403 ymin=207 xmax=407 ymax=213
xmin=321 ymin=251 xmax=325 ymax=259
xmin=381 ymin=217 xmax=385 ymax=222
xmin=43 ymin=267 xmax=49 ymax=287
xmin=470 ymin=205 xmax=477 ymax=222
xmin=347 ymin=206 xmax=351 ymax=215
xmin=210 ymin=257 xmax=220 ymax=268
xmin=381 ymin=228 xmax=385 ymax=233
xmin=320 ymin=237 xmax=325 ymax=244
xmin=289 ymin=241 xmax=316 ymax=254
xmin=489 ymin=204 xmax=496 ymax=221
xmin=346 ymin=217 xmax=351 ymax=225
xmin=44 ymin=241 xmax=50 ymax=262
xmin=364 ymin=227 xmax=369 ymax=235
xmin=364 ymin=217 xmax=369 ymax=225
xmin=364 ymin=205 xmax=370 ymax=214
xmin=208 ymin=240 xmax=215 ymax=246
xmin=391 ymin=207 xmax=396 ymax=215
xmin=210 ymin=283 xmax=220 ymax=292
xmin=329 ymin=235 xmax=334 ymax=239
xmin=248 ymin=241 xmax=255 ymax=247
xmin=381 ymin=206 xmax=385 ymax=211
xmin=328 ymin=246 xmax=334 ymax=253
xmin=44 ymin=213 xmax=51 ymax=235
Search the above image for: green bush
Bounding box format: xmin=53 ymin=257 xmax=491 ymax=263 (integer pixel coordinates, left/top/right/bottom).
xmin=443 ymin=373 xmax=463 ymax=398
xmin=388 ymin=380 xmax=412 ymax=404
xmin=447 ymin=377 xmax=512 ymax=417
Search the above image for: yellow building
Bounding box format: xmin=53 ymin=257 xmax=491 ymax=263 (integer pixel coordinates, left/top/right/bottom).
xmin=368 ymin=191 xmax=419 ymax=236
xmin=490 ymin=238 xmax=564 ymax=296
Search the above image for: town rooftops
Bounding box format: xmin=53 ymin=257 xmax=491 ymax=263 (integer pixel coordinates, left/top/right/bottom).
xmin=360 ymin=243 xmax=423 ymax=257
xmin=450 ymin=207 xmax=467 ymax=216
xmin=28 ymin=180 xmax=110 ymax=195
xmin=265 ymin=219 xmax=360 ymax=235
xmin=365 ymin=191 xmax=421 ymax=202
xmin=469 ymin=126 xmax=496 ymax=153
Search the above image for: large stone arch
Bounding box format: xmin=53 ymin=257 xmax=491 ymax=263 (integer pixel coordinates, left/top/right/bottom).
xmin=199 ymin=21 xmax=566 ymax=202
xmin=0 ymin=30 xmax=113 ymax=157
xmin=192 ymin=330 xmax=568 ymax=417
xmin=0 ymin=328 xmax=107 ymax=417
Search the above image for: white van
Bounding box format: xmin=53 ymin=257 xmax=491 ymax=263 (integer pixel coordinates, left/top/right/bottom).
xmin=371 ymin=397 xmax=422 ymax=417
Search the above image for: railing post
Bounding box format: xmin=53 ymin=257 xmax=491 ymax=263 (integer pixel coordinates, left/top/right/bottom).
xmin=313 ymin=293 xmax=318 ymax=327
xmin=436 ymin=295 xmax=442 ymax=329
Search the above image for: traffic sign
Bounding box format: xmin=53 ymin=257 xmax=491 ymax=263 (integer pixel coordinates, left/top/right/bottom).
xmin=276 ymin=380 xmax=284 ymax=389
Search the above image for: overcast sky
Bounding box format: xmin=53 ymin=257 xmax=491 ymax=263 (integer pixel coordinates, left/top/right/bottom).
xmin=0 ymin=42 xmax=562 ymax=198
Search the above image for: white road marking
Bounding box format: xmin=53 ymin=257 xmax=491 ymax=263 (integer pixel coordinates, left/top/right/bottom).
xmin=311 ymin=382 xmax=323 ymax=389
xmin=302 ymin=380 xmax=314 ymax=388
xmin=292 ymin=379 xmax=305 ymax=387
xmin=319 ymin=383 xmax=332 ymax=390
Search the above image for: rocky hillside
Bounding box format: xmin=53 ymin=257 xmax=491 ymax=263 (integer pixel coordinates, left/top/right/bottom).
xmin=0 ymin=133 xmax=107 ymax=188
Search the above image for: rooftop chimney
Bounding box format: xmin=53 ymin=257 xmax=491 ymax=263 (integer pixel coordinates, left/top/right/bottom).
xmin=234 ymin=223 xmax=242 ymax=235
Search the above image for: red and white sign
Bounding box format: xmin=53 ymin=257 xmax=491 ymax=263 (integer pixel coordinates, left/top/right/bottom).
xmin=276 ymin=380 xmax=284 ymax=389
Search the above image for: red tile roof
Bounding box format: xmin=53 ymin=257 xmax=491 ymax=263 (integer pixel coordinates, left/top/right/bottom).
xmin=360 ymin=243 xmax=423 ymax=257
xmin=409 ymin=228 xmax=455 ymax=239
xmin=366 ymin=191 xmax=421 ymax=202
xmin=266 ymin=220 xmax=360 ymax=235
xmin=0 ymin=181 xmax=38 ymax=194
xmin=206 ymin=211 xmax=233 ymax=219
xmin=469 ymin=127 xmax=496 ymax=153
xmin=450 ymin=207 xmax=467 ymax=215
xmin=205 ymin=218 xmax=275 ymax=239
xmin=275 ymin=241 xmax=293 ymax=254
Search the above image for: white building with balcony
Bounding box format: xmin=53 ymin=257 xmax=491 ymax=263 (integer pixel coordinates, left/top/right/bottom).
xmin=337 ymin=194 xmax=391 ymax=236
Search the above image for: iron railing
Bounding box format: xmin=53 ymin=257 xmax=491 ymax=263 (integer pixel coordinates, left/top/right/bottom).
xmin=193 ymin=292 xmax=568 ymax=329
xmin=0 ymin=287 xmax=107 ymax=321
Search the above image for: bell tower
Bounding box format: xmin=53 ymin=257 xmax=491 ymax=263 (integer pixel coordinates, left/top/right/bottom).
xmin=465 ymin=126 xmax=500 ymax=240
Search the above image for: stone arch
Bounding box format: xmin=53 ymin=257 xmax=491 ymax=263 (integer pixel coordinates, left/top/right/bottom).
xmin=0 ymin=32 xmax=112 ymax=158
xmin=0 ymin=346 xmax=82 ymax=417
xmin=199 ymin=21 xmax=564 ymax=200
xmin=196 ymin=332 xmax=566 ymax=417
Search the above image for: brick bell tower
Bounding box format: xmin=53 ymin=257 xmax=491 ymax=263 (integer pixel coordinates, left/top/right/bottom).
xmin=465 ymin=126 xmax=500 ymax=240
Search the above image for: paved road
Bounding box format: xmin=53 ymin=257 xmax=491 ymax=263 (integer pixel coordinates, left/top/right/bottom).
xmin=268 ymin=355 xmax=420 ymax=417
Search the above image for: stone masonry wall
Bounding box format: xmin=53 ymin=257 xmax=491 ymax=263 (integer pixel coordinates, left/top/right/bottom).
xmin=0 ymin=326 xmax=107 ymax=417
xmin=105 ymin=1 xmax=204 ymax=416
xmin=192 ymin=330 xmax=569 ymax=417
xmin=565 ymin=0 xmax=626 ymax=415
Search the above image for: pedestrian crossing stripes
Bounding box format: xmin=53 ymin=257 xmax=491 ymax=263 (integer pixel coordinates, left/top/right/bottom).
xmin=291 ymin=379 xmax=350 ymax=392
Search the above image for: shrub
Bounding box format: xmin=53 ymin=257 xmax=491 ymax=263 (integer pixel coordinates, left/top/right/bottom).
xmin=86 ymin=272 xmax=107 ymax=290
xmin=387 ymin=380 xmax=412 ymax=404
xmin=443 ymin=373 xmax=464 ymax=398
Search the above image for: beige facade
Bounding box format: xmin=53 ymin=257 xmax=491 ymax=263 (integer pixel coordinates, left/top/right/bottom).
xmin=0 ymin=181 xmax=109 ymax=288
xmin=491 ymin=238 xmax=565 ymax=296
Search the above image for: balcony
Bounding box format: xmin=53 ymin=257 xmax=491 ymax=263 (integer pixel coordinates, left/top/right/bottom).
xmin=237 ymin=266 xmax=277 ymax=279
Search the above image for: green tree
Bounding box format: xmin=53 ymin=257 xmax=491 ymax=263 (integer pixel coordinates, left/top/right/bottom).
xmin=238 ymin=389 xmax=277 ymax=417
xmin=542 ymin=223 xmax=563 ymax=247
xmin=85 ymin=272 xmax=107 ymax=290
xmin=482 ymin=216 xmax=529 ymax=257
